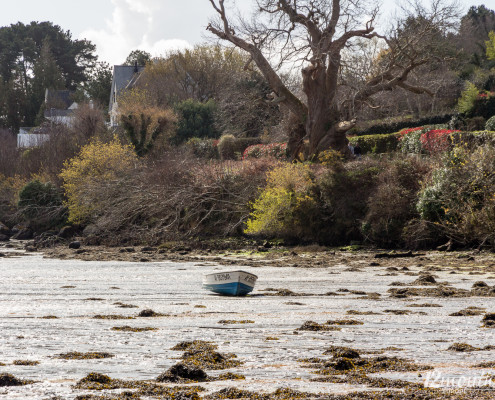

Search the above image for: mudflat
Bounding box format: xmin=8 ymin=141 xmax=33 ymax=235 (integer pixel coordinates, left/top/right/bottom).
xmin=2 ymin=241 xmax=495 ymax=399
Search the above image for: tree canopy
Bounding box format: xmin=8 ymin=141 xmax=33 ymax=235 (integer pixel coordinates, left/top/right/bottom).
xmin=207 ymin=0 xmax=460 ymax=158
xmin=0 ymin=21 xmax=97 ymax=130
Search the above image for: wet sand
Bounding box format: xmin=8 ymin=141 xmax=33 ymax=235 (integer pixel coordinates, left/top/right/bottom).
xmin=2 ymin=241 xmax=495 ymax=399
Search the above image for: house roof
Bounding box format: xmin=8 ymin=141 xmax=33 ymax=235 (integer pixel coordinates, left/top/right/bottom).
xmin=45 ymin=89 xmax=73 ymax=110
xmin=109 ymin=64 xmax=145 ymax=111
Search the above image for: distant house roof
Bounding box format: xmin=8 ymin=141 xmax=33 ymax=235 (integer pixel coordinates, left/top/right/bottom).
xmin=45 ymin=89 xmax=74 ymax=110
xmin=108 ymin=64 xmax=145 ymax=112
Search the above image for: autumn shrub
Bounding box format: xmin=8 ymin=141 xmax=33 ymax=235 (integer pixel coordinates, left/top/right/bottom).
xmin=217 ymin=134 xmax=237 ymax=160
xmin=76 ymin=155 xmax=278 ymax=245
xmin=242 ymin=143 xmax=287 ymax=160
xmin=121 ymin=107 xmax=176 ymax=156
xmin=361 ymin=157 xmax=432 ymax=247
xmin=59 ymin=138 xmax=138 ymax=224
xmin=185 ymin=137 xmax=219 ymax=159
xmin=317 ymin=159 xmax=381 ymax=244
xmin=0 ymin=174 xmax=26 ymax=223
xmin=399 ymin=126 xmax=459 ymax=155
xmin=416 ymin=142 xmax=495 ymax=248
xmin=244 ymin=163 xmax=319 ymax=240
xmin=217 ymin=135 xmax=261 ymax=160
xmin=17 ymin=180 xmax=66 ymax=231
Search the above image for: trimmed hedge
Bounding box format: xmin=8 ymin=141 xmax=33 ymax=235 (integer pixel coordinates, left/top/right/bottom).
xmin=349 ymin=114 xmax=453 ymax=136
xmin=348 ymin=133 xmax=400 ymax=154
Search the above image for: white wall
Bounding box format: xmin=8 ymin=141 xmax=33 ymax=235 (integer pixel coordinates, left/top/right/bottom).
xmin=17 ymin=134 xmax=50 ymax=148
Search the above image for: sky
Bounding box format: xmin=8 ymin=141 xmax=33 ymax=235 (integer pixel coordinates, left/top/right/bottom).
xmin=0 ymin=0 xmax=489 ymax=66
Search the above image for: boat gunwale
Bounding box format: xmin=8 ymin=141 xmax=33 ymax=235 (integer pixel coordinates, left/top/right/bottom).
xmin=203 ymin=270 xmax=258 ymax=279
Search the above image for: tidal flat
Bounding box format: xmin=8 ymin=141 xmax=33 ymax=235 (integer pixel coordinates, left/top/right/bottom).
xmin=3 ymin=241 xmax=495 ymax=399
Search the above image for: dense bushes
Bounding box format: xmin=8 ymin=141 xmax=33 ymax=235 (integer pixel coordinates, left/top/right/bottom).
xmin=242 ymin=143 xmax=288 ymax=160
xmin=244 ymin=164 xmax=318 ymax=239
xmin=416 ymin=143 xmax=495 ymax=247
xmin=17 ymin=180 xmax=66 ymax=231
xmin=348 ymin=133 xmax=399 ymax=154
xmin=172 ymin=99 xmax=219 ymax=144
xmin=217 ymin=135 xmax=261 ymax=160
xmin=59 ymin=138 xmax=138 ymax=224
xmin=66 ymin=155 xmax=278 ymax=245
xmin=244 ymin=157 xmax=431 ymax=246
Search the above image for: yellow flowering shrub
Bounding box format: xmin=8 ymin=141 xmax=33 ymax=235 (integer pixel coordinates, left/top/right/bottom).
xmin=59 ymin=138 xmax=137 ymax=224
xmin=244 ymin=163 xmax=318 ymax=237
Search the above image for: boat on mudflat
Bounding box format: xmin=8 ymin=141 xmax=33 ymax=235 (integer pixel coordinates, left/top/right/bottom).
xmin=202 ymin=270 xmax=258 ymax=296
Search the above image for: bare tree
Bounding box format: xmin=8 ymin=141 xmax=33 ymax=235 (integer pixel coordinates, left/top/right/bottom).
xmin=207 ymin=0 xmax=459 ymax=158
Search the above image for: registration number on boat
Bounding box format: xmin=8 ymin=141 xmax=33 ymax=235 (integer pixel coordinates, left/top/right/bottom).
xmin=214 ymin=273 xmax=231 ymax=281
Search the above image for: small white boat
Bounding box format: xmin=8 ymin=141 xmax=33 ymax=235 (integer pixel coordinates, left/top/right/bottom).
xmin=202 ymin=270 xmax=258 ymax=296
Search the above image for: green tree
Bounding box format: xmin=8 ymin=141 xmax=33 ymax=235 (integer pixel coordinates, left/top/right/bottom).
xmin=173 ymin=99 xmax=219 ymax=144
xmin=84 ymin=61 xmax=113 ymax=107
xmin=124 ymin=49 xmax=152 ymax=66
xmin=0 ymin=21 xmax=97 ymax=129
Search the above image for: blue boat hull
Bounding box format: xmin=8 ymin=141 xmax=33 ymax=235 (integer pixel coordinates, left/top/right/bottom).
xmin=203 ymin=281 xmax=254 ymax=296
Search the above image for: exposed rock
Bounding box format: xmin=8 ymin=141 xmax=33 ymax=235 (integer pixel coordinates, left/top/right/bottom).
xmin=58 ymin=225 xmax=77 ymax=239
xmin=68 ymin=241 xmax=81 ymax=249
xmin=12 ymin=228 xmax=33 ymax=240
xmin=0 ymin=222 xmax=11 ymax=236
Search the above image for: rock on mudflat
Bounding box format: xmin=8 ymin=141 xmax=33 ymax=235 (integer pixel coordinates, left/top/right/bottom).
xmin=68 ymin=241 xmax=81 ymax=249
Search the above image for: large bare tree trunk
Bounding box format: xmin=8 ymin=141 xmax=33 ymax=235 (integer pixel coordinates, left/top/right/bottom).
xmin=207 ymin=0 xmax=452 ymax=160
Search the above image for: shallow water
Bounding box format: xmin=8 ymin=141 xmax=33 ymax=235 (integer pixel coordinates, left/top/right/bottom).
xmin=2 ymin=245 xmax=495 ymax=398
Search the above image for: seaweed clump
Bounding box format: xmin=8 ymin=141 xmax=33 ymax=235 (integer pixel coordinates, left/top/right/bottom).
xmin=12 ymin=360 xmax=39 ymax=366
xmin=111 ymin=326 xmax=158 ymax=332
xmin=482 ymin=313 xmax=495 ymax=327
xmin=92 ymin=315 xmax=134 ymax=320
xmin=0 ymin=373 xmax=33 ymax=386
xmin=137 ymin=309 xmax=166 ymax=317
xmin=172 ymin=340 xmax=242 ymax=370
xmin=449 ymin=307 xmax=485 ymax=316
xmin=218 ymin=319 xmax=254 ymax=324
xmin=74 ymin=373 xmax=143 ymax=390
xmin=156 ymin=363 xmax=208 ymax=383
xmin=297 ymin=321 xmax=341 ymax=331
xmin=205 ymin=387 xmax=321 ymax=399
xmin=326 ymin=319 xmax=364 ymax=325
xmin=57 ymin=352 xmax=114 ymax=360
xmin=447 ymin=343 xmax=481 ymax=352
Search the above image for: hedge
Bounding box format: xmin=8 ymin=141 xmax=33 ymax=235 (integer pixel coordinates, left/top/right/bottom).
xmin=348 ymin=133 xmax=400 ymax=154
xmin=349 ymin=114 xmax=453 ymax=136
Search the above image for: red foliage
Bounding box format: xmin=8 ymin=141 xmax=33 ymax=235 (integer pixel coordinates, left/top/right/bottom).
xmin=420 ymin=129 xmax=459 ymax=153
xmin=242 ymin=143 xmax=288 ymax=160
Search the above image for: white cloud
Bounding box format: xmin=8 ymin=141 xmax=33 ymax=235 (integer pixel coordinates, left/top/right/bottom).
xmin=80 ymin=0 xmax=196 ymax=65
